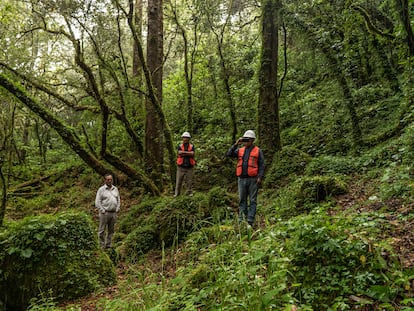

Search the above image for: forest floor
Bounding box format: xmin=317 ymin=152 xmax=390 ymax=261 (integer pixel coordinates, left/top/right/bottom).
xmin=59 ymin=181 xmax=414 ymax=309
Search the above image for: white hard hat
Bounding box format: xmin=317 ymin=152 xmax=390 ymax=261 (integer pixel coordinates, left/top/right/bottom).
xmin=243 ymin=130 xmax=256 ymax=139
xmin=181 ymin=131 xmax=191 ymax=138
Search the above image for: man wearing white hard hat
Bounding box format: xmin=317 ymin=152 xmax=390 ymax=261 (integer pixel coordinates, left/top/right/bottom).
xmin=226 ymin=130 xmax=265 ymax=227
xmin=175 ymin=131 xmax=196 ymax=196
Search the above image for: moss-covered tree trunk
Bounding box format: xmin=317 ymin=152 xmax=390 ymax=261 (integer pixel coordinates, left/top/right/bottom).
xmin=145 ymin=0 xmax=164 ymax=187
xmin=0 ymin=165 xmax=6 ymax=226
xmin=395 ymin=0 xmax=414 ymax=56
xmin=0 ymin=74 xmax=109 ymax=176
xmin=258 ymin=0 xmax=282 ymax=164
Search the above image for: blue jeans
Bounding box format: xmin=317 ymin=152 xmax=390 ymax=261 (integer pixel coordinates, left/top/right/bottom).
xmin=238 ymin=177 xmax=258 ymax=225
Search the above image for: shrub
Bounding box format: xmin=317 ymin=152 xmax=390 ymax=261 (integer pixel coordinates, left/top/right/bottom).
xmin=119 ymin=188 xmax=236 ymax=262
xmin=0 ymin=212 xmax=116 ymax=310
xmin=285 ymin=215 xmax=398 ymax=309
xmin=151 ymin=194 xmax=208 ymax=246
xmin=305 ymin=155 xmax=359 ymax=176
xmin=120 ymin=225 xmax=157 ymax=263
xmin=293 ymin=175 xmax=347 ymax=208
xmin=265 ymin=146 xmax=312 ymax=188
xmin=118 ymin=196 xmax=162 ymax=234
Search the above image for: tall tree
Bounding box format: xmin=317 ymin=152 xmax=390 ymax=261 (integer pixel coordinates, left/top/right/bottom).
xmin=145 ymin=0 xmax=165 ymax=185
xmin=258 ymin=0 xmax=282 ymax=163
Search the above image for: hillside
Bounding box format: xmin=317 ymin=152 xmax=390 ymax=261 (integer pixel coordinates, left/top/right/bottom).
xmin=58 ymin=177 xmax=414 ymax=310
xmin=7 ymin=134 xmax=414 ymax=310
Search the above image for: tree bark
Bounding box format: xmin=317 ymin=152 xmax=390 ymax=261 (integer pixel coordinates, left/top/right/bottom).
xmin=125 ymin=0 xmax=176 ymax=191
xmin=395 ymin=0 xmax=414 ymax=56
xmin=0 ymin=74 xmax=110 ymax=174
xmin=145 ymin=0 xmax=164 ymax=186
xmin=258 ymin=0 xmax=282 ymax=164
xmin=0 ymin=165 xmax=6 ymax=226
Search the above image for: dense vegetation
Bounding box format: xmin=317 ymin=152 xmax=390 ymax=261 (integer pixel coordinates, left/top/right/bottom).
xmin=1 ymin=0 xmax=414 ymax=310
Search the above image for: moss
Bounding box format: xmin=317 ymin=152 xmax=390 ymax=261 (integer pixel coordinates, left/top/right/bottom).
xmin=266 ymin=146 xmax=312 ymax=187
xmin=187 ymin=263 xmax=215 ymax=287
xmin=118 ymin=196 xmax=162 ymax=234
xmin=120 ymin=225 xmax=157 ymax=263
xmin=0 ymin=212 xmax=116 ymax=310
xmin=305 ymin=155 xmax=359 ymax=176
xmin=120 ymin=189 xmax=236 ymax=260
xmin=293 ymin=175 xmax=348 ymax=208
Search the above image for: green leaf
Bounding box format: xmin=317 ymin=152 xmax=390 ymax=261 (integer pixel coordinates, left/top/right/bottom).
xmin=7 ymin=247 xmax=18 ymax=255
xmin=21 ymin=248 xmax=33 ymax=258
xmin=34 ymin=232 xmax=45 ymax=241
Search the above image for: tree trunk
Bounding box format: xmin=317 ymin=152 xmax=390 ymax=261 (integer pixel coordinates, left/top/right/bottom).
xmin=170 ymin=2 xmax=199 ymax=134
xmin=0 ymin=74 xmax=110 ymax=174
xmin=132 ymin=0 xmax=143 ymax=78
xmin=0 ymin=73 xmax=162 ymax=195
xmin=145 ymin=0 xmax=164 ymax=186
xmin=126 ymin=0 xmax=176 ymax=191
xmin=216 ymin=36 xmax=237 ymax=142
xmin=0 ymin=165 xmax=6 ymax=226
xmin=258 ymin=0 xmax=282 ymax=164
xmin=395 ymin=0 xmax=414 ymax=56
xmin=131 ymin=0 xmax=145 ymax=149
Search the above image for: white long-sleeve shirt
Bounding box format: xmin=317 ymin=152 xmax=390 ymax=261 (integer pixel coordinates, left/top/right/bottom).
xmin=95 ymin=184 xmax=120 ymax=213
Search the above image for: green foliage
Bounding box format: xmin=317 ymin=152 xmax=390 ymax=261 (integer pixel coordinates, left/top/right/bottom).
xmin=378 ymin=164 xmax=414 ymax=200
xmin=292 ymin=175 xmax=348 ymax=208
xmin=3 ymin=0 xmax=414 ymax=309
xmin=155 ymin=232 xmax=295 ymax=310
xmin=118 ymin=196 xmax=162 ymax=234
xmin=305 ymin=155 xmax=359 ymax=176
xmin=284 ymin=213 xmax=401 ymax=309
xmin=119 ymin=188 xmax=235 ymax=262
xmin=280 ymin=82 xmax=353 ymax=156
xmin=186 ymin=263 xmax=216 ymax=288
xmin=150 ymin=193 xmax=210 ymax=246
xmin=120 ymin=225 xmax=157 ymax=263
xmin=193 ymin=136 xmax=236 ymax=190
xmin=265 ymin=146 xmax=312 ymax=187
xmin=0 ymin=212 xmax=115 ymax=310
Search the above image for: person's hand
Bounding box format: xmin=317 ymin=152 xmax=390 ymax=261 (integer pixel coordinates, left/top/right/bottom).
xmin=257 ymin=177 xmax=262 ymax=185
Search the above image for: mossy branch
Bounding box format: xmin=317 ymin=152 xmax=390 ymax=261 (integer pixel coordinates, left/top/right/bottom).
xmin=351 ymin=5 xmax=395 ymax=40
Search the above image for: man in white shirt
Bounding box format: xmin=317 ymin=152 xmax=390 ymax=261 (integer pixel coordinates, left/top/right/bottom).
xmin=95 ymin=173 xmax=121 ymax=249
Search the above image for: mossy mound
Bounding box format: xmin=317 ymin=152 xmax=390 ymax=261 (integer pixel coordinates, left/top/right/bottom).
xmin=0 ymin=212 xmax=116 ymax=310
xmin=265 ymin=146 xmax=312 ymax=187
xmin=293 ymin=175 xmax=348 ymax=208
xmin=119 ymin=187 xmax=236 ymax=262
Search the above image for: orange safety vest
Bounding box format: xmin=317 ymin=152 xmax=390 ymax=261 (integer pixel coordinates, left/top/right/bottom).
xmin=177 ymin=143 xmax=196 ymax=166
xmin=237 ymin=146 xmax=259 ymax=177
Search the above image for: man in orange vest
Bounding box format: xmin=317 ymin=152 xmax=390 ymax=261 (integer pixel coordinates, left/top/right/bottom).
xmin=175 ymin=131 xmax=196 ymax=197
xmin=226 ymin=130 xmax=265 ymax=227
